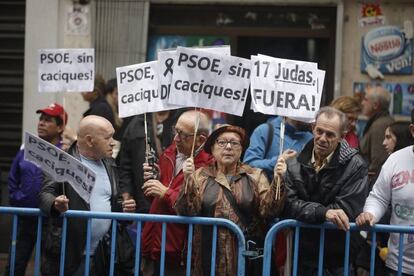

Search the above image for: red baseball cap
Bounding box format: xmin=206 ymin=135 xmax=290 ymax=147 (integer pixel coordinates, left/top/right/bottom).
xmin=36 ymin=103 xmax=68 ymax=125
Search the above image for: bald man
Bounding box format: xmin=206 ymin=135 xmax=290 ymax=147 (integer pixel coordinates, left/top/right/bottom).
xmin=140 ymin=110 xmax=213 ymax=276
xmin=39 ymin=115 xmax=136 ymax=276
xmin=360 ymin=86 xmax=394 ymax=186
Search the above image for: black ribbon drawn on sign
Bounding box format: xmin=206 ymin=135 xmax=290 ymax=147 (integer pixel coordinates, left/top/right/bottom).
xmin=163 ymin=58 xmax=173 ymax=77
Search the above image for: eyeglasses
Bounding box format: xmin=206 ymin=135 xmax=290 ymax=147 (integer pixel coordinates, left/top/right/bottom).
xmin=216 ymin=139 xmax=242 ymax=149
xmin=172 ymin=127 xmax=195 ymax=140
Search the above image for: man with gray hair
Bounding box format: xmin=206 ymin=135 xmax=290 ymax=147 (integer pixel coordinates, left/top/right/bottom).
xmin=281 ymin=106 xmax=369 ymax=274
xmin=360 ymin=86 xmax=394 ymax=185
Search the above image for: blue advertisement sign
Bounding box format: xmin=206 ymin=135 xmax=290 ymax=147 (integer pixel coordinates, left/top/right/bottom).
xmin=361 ymin=25 xmax=413 ymax=75
xmin=354 ymin=82 xmax=414 ymax=116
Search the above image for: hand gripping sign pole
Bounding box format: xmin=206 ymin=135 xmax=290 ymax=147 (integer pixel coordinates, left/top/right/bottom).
xmin=275 ymin=117 xmax=286 ymax=201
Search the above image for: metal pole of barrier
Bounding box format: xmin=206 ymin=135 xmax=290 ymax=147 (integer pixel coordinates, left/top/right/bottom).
xmin=263 ymin=220 xmax=296 ymax=276
xmin=134 ymin=222 xmax=142 ymax=276
xmin=110 ymin=220 xmax=117 ymax=276
xmin=59 ymin=217 xmax=68 ymax=276
xmin=343 ymin=230 xmax=350 ymax=276
xmin=34 ymin=215 xmax=42 ymax=276
xmin=210 ymin=225 xmax=218 ymax=276
xmin=369 ymin=231 xmax=377 ymax=276
xmin=317 ymin=228 xmax=325 ymax=276
xmin=160 ymin=222 xmax=167 ymax=276
xmin=0 ymin=208 xmax=46 ymax=276
xmin=186 ymin=224 xmax=194 ymax=276
xmin=85 ymin=218 xmax=92 ymax=276
xmin=263 ymin=225 xmax=273 ymax=276
xmin=10 ymin=215 xmax=18 ymax=276
xmin=397 ymin=233 xmax=404 ymax=276
xmin=292 ymin=227 xmax=300 ymax=276
xmin=236 ymin=228 xmax=245 ymax=276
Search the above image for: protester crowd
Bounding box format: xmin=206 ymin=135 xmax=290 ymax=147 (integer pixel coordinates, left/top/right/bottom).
xmin=5 ymin=78 xmax=414 ymax=276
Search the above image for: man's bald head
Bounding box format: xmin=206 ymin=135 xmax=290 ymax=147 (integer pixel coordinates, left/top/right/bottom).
xmin=180 ymin=110 xmax=211 ymax=136
xmin=173 ymin=110 xmax=211 ymax=156
xmin=77 ymin=115 xmax=115 ymax=160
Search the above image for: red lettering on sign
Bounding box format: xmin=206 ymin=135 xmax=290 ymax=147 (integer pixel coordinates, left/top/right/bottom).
xmin=370 ymin=38 xmax=401 ymax=55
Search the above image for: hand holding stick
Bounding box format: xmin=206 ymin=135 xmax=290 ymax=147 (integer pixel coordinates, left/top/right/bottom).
xmin=183 ymin=157 xmax=195 ymax=194
xmin=274 ymin=149 xmax=296 ymax=200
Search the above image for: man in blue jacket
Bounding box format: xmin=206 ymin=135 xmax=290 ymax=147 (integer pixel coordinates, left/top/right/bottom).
xmin=6 ymin=103 xmax=67 ymax=276
xmin=243 ymin=116 xmax=313 ymax=181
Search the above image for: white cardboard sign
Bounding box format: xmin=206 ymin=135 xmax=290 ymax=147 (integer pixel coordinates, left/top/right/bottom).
xmin=116 ymin=61 xmax=163 ymax=118
xmin=250 ymin=55 xmax=325 ymax=119
xmin=38 ymin=48 xmax=94 ymax=92
xmin=168 ymin=47 xmax=251 ymax=116
xmin=24 ymin=132 xmax=96 ymax=204
xmin=156 ymin=46 xmax=231 ymax=111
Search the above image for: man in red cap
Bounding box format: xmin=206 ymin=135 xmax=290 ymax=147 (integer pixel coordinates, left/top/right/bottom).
xmin=6 ymin=103 xmax=67 ymax=276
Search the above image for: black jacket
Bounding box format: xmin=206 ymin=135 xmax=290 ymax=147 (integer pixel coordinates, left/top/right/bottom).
xmin=282 ymin=139 xmax=369 ymax=268
xmin=118 ymin=114 xmax=153 ymax=213
xmin=83 ymin=95 xmax=115 ymax=127
xmin=39 ymin=142 xmax=122 ymax=275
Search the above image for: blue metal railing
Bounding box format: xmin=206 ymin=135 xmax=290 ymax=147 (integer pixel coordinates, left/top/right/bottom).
xmin=0 ymin=207 xmax=246 ymax=276
xmin=262 ymin=219 xmax=414 ymax=276
xmin=4 ymin=206 xmax=414 ymax=276
xmin=0 ymin=207 xmax=43 ymax=276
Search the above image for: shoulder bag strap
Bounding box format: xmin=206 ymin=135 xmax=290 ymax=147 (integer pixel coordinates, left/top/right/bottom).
xmin=222 ymin=175 xmax=252 ymax=229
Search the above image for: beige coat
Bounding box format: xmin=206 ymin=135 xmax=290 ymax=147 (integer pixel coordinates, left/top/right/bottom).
xmin=174 ymin=163 xmax=285 ymax=276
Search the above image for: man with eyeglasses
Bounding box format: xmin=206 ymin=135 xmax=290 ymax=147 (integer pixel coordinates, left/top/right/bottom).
xmin=118 ymin=110 xmax=183 ymax=214
xmin=7 ymin=103 xmax=68 ymax=276
xmin=140 ymin=110 xmax=213 ymax=276
xmin=282 ymin=106 xmax=369 ymax=275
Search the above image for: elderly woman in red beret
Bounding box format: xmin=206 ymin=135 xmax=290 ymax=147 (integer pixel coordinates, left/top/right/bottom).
xmin=174 ymin=125 xmax=292 ymax=276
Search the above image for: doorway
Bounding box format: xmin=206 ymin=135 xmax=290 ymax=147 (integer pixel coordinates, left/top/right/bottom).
xmin=148 ymin=3 xmax=337 ymax=135
xmin=235 ymin=36 xmax=331 ymax=135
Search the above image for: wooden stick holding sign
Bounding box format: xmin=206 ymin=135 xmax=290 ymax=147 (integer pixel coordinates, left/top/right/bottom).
xmin=190 ymin=108 xmax=200 ymax=158
xmin=144 ymin=113 xmax=160 ymax=181
xmin=276 ymin=116 xmax=286 ymax=200
xmin=62 ymin=97 xmax=67 ymax=196
xmin=185 ymin=108 xmax=201 ymax=195
xmin=144 ymin=112 xmax=150 ymax=163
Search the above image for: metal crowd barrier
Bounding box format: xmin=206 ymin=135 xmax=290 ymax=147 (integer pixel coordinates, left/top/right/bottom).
xmin=262 ymin=219 xmax=414 ymax=276
xmin=0 ymin=207 xmax=44 ymax=276
xmin=0 ymin=207 xmax=246 ymax=276
xmin=4 ymin=206 xmax=414 ymax=276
